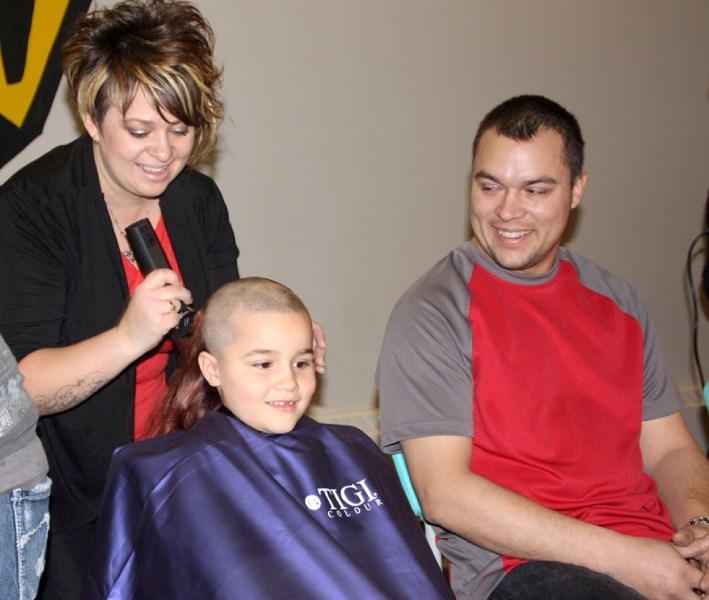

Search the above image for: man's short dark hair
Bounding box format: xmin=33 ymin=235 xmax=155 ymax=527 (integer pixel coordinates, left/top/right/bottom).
xmin=472 ymin=95 xmax=585 ymax=182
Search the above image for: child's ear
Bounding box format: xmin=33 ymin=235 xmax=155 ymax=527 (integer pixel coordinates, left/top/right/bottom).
xmin=198 ymin=351 xmax=221 ymax=387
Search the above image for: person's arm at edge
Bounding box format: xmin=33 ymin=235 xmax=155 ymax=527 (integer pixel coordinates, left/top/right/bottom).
xmin=402 ymin=434 xmax=709 ymax=599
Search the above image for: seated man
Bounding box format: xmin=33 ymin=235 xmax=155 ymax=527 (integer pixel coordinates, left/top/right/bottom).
xmin=376 ymin=95 xmax=709 ymax=600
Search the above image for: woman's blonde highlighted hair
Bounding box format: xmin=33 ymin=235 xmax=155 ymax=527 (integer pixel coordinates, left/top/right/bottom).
xmin=62 ymin=0 xmax=223 ymax=165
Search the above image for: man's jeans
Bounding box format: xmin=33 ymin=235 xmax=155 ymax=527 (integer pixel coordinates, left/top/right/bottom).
xmin=0 ymin=477 xmax=51 ymax=600
xmin=489 ymin=560 xmax=647 ymax=600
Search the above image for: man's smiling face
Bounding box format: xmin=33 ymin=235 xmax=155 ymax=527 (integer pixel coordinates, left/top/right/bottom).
xmin=470 ymin=127 xmax=586 ymax=275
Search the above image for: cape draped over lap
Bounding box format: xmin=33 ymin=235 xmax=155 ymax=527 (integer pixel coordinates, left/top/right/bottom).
xmin=84 ymin=412 xmax=453 ymax=599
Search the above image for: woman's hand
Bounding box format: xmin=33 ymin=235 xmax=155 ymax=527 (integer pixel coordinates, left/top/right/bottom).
xmin=312 ymin=320 xmax=327 ymax=374
xmin=115 ymin=269 xmax=193 ymax=357
xmin=19 ymin=269 xmax=193 ymax=414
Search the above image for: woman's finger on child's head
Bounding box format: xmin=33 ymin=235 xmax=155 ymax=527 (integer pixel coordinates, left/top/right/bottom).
xmin=312 ymin=320 xmax=327 ymax=373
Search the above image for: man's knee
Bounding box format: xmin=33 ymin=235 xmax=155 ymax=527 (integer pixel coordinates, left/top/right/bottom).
xmin=489 ymin=560 xmax=646 ymax=600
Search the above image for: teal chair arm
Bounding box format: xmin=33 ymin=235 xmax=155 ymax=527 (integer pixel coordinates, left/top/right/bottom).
xmin=391 ymin=450 xmax=442 ymax=568
xmin=392 ymin=451 xmax=423 ymax=519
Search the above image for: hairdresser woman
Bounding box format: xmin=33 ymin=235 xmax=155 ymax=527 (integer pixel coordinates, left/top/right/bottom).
xmin=0 ymin=1 xmax=244 ymax=597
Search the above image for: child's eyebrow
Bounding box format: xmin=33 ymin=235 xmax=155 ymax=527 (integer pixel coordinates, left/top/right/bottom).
xmin=242 ymin=349 xmax=277 ymax=358
xmin=241 ymin=348 xmax=315 ymax=358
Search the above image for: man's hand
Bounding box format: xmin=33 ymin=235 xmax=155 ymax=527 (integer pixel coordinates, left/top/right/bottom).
xmin=592 ymin=534 xmax=706 ymax=600
xmin=673 ymin=523 xmax=709 ymax=562
xmin=640 ymin=413 xmax=709 ymax=596
xmin=673 ymin=523 xmax=709 ymax=593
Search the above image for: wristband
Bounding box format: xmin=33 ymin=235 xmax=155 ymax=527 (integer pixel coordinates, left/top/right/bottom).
xmin=688 ymin=517 xmax=709 ymax=527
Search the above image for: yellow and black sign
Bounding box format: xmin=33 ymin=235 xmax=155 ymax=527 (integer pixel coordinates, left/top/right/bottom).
xmin=0 ymin=0 xmax=92 ymax=169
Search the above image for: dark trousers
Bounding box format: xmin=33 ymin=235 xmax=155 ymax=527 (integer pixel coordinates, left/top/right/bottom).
xmin=37 ymin=522 xmax=95 ymax=600
xmin=489 ymin=560 xmax=647 ymax=600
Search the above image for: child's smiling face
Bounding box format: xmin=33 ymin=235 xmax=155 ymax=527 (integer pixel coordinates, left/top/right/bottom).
xmin=199 ymin=309 xmax=316 ymax=434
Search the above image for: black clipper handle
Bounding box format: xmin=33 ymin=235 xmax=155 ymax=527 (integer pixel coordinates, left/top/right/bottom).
xmin=125 ymin=218 xmax=194 ymax=339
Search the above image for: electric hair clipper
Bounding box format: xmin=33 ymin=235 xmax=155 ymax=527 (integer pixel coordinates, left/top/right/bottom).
xmin=125 ymin=218 xmax=194 ymax=339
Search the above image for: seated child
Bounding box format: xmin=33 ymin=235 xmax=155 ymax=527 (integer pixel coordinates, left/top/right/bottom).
xmin=84 ymin=277 xmax=453 ymax=599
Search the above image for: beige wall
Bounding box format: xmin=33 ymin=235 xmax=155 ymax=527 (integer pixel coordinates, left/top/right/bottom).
xmin=2 ymin=1 xmax=708 ymax=435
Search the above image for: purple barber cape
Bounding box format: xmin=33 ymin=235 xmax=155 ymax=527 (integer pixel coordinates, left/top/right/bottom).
xmin=84 ymin=411 xmax=453 ymax=599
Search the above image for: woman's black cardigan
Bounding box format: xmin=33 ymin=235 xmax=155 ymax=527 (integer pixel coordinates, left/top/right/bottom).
xmin=0 ymin=135 xmax=239 ymax=532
